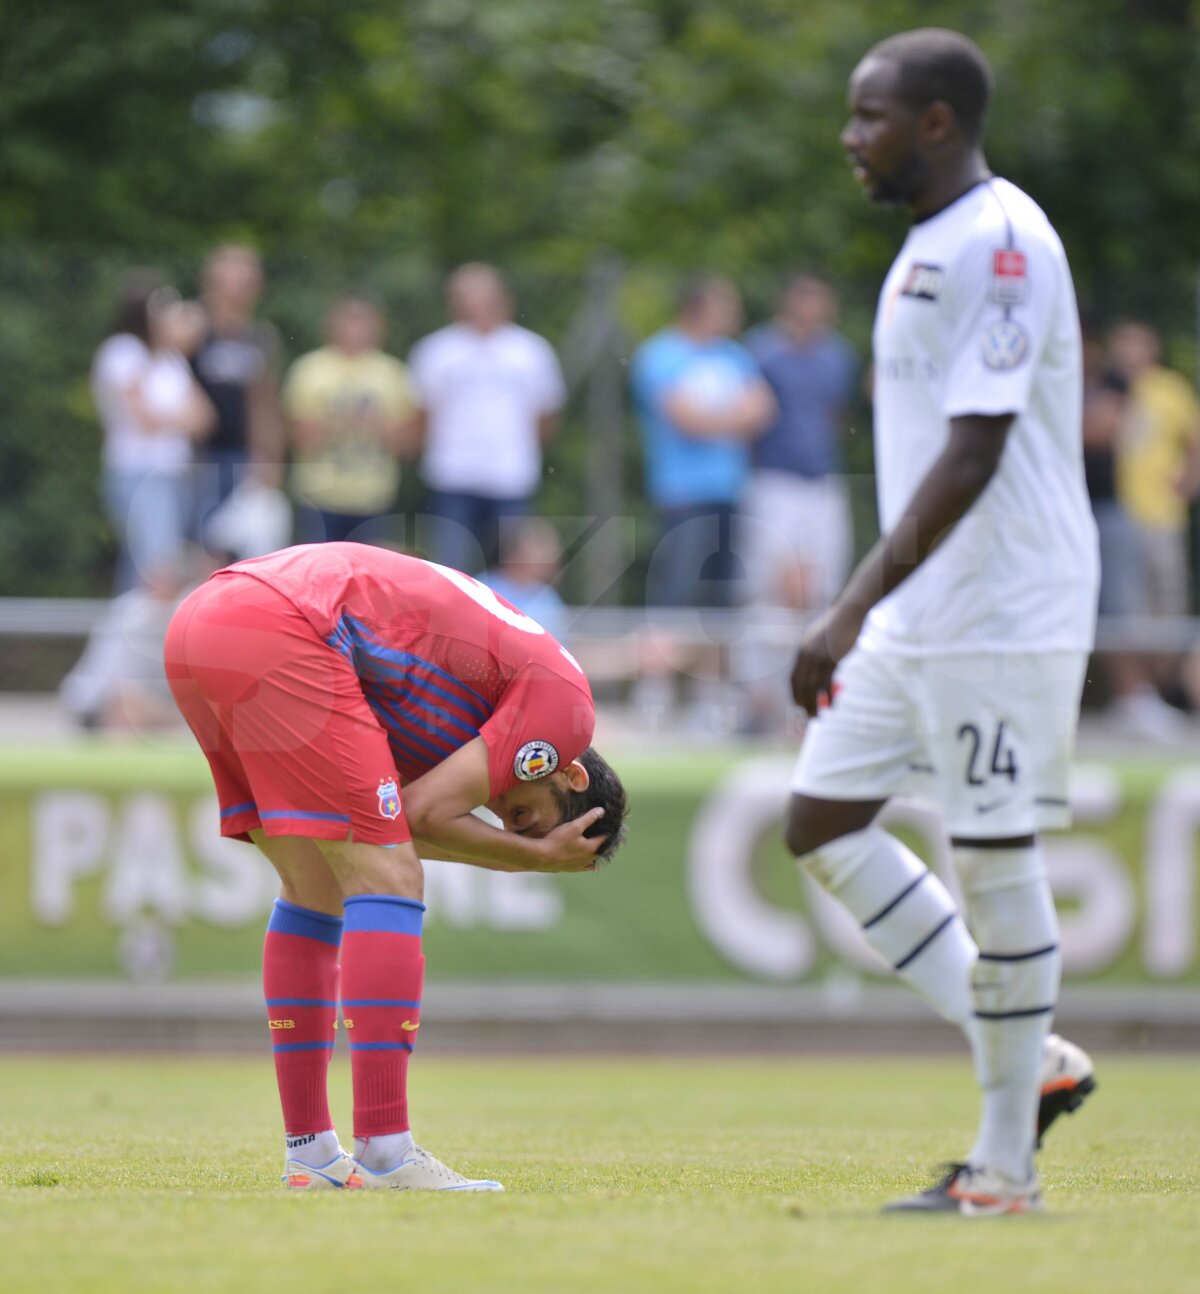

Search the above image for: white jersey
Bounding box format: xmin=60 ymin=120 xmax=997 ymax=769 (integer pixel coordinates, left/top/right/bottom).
xmin=863 ymin=178 xmax=1099 ymax=655
xmin=409 ymin=322 xmax=566 ymax=499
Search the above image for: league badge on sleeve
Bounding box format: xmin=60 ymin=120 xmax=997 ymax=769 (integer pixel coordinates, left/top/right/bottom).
xmin=990 ymin=249 xmax=1028 ymax=305
xmin=981 ymin=319 xmax=1030 ymax=371
xmin=377 ymin=776 xmax=402 ymax=820
xmin=514 ymin=740 xmax=560 ymax=782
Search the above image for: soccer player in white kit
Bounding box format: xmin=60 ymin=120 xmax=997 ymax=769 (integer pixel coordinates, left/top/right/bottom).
xmin=786 ymin=29 xmax=1100 ymax=1214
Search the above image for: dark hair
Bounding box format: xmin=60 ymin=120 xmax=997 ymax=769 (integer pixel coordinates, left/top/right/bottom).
xmin=333 ymin=290 xmax=385 ymax=314
xmin=783 ymin=269 xmax=833 ymax=294
xmin=551 ymin=746 xmax=629 ymax=862
xmin=109 ymin=269 xmax=164 ymax=344
xmin=676 ymin=272 xmax=735 ymax=317
xmin=869 ymin=28 xmax=993 ymax=145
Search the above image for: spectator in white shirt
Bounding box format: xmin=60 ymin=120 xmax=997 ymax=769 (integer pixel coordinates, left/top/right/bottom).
xmin=409 ymin=264 xmax=566 ymax=573
xmin=90 ymin=273 xmax=215 ymax=591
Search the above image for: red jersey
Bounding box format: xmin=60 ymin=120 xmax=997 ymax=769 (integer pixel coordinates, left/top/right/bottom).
xmin=225 ymin=543 xmax=594 ymax=794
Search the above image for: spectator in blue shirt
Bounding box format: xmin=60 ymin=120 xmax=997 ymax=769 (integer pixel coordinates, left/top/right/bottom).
xmin=737 ymin=273 xmax=860 ymax=733
xmin=741 ymin=273 xmax=859 ymax=612
xmin=631 ymin=275 xmax=775 ymax=609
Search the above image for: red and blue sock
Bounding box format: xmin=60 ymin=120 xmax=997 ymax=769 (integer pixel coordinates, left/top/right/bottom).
xmin=340 ymin=895 xmax=425 ymax=1140
xmin=263 ymin=899 xmax=343 ymax=1137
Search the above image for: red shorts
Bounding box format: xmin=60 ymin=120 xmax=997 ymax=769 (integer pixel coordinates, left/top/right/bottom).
xmin=164 ymin=571 xmax=410 ymax=845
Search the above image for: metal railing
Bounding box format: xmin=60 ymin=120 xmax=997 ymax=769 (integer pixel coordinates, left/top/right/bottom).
xmin=0 ymin=597 xmax=1196 ymax=653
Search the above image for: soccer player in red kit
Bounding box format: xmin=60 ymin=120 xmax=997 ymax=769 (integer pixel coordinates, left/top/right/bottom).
xmin=165 ymin=542 xmax=627 ymax=1192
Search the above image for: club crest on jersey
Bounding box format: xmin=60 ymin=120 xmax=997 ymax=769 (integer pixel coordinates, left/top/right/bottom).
xmin=377 ymin=777 xmax=401 ymax=820
xmin=513 ymin=740 xmax=559 ymax=782
xmin=900 ymin=262 xmax=944 ymax=301
xmin=990 ymin=248 xmax=1028 ymax=305
xmin=981 ymin=319 xmax=1030 ymax=371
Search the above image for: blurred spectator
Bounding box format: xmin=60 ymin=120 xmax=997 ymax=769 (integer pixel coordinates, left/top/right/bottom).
xmin=1111 ymin=320 xmax=1200 ymax=615
xmin=481 ymin=516 xmax=569 ymax=642
xmin=1080 ymin=324 xmax=1167 ymax=735
xmin=283 ymin=294 xmax=418 ymax=545
xmin=740 ymin=273 xmax=858 ymax=612
xmin=1082 ymin=323 xmax=1138 ymax=617
xmin=628 ymin=275 xmax=775 ymax=738
xmin=409 ymin=263 xmax=566 ymax=573
xmin=60 ymin=551 xmax=214 ymax=733
xmin=736 ymin=273 xmax=859 ymax=733
xmin=190 ymin=245 xmax=285 ymax=546
xmin=1106 ymin=320 xmax=1200 ymax=737
xmin=90 ymin=272 xmax=215 ymax=592
xmin=631 ymin=274 xmax=775 ymax=609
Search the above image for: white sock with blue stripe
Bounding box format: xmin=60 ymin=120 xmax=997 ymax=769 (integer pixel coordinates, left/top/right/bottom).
xmin=801 ymin=827 xmax=978 ymax=1031
xmin=956 ymin=844 xmax=1061 ymax=1182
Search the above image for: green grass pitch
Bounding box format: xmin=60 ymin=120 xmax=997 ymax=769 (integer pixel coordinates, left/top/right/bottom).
xmin=0 ymin=1054 xmax=1197 ymax=1294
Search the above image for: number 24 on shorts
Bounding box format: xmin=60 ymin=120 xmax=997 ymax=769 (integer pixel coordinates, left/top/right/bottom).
xmin=957 ymin=719 xmax=1018 ymax=787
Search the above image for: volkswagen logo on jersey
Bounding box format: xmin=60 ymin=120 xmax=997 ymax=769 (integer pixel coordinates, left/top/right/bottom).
xmin=513 ymin=740 xmax=560 ymax=782
xmin=377 ymin=777 xmax=402 ymax=819
xmin=981 ymin=319 xmax=1030 ymax=371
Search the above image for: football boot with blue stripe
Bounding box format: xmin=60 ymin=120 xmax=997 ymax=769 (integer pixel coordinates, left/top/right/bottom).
xmin=354 ymin=1144 xmax=504 ymax=1192
xmin=282 ymin=1148 xmax=363 ymax=1190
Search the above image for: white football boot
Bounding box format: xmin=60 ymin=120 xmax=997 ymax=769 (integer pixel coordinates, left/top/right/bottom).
xmin=1038 ymin=1033 xmax=1096 ymax=1146
xmin=884 ymin=1162 xmax=1043 ymax=1216
xmin=354 ymin=1144 xmax=504 ymax=1192
xmin=282 ymin=1148 xmax=364 ymax=1190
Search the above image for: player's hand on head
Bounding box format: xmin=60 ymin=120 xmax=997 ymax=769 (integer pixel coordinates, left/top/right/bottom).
xmin=535 ymin=807 xmax=607 ymax=872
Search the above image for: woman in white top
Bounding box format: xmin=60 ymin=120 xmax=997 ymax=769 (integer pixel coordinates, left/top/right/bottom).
xmin=91 ymin=272 xmax=215 ymax=590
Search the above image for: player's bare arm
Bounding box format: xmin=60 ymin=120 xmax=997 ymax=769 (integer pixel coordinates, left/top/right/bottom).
xmin=403 ymin=737 xmax=605 ymax=873
xmin=791 ymin=410 xmax=1013 ymax=713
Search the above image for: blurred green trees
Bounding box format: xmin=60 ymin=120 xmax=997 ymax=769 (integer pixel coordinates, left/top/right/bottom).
xmin=1 ymin=0 xmax=1197 ymax=593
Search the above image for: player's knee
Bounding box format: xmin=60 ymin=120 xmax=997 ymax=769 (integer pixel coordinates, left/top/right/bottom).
xmin=784 ymin=796 xmax=877 ymax=863
xmin=318 ymin=839 xmax=425 ymax=901
xmin=784 ymin=797 xmax=833 ymax=860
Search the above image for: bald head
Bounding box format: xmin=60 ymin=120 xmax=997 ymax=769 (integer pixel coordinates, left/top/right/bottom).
xmin=864 ymin=28 xmax=993 ymax=144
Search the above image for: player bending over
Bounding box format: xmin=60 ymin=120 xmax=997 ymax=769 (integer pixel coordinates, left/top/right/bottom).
xmin=786 ymin=30 xmax=1096 ymax=1215
xmin=165 ymin=541 xmax=628 ymax=1192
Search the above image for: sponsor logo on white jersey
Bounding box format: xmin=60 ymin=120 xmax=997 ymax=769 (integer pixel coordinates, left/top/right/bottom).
xmin=900 ymin=262 xmax=944 ymax=301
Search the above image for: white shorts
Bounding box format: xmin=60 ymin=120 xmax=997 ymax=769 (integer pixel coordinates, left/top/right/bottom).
xmin=791 ymin=645 xmax=1088 ymax=839
xmin=738 ymin=470 xmax=852 ymax=609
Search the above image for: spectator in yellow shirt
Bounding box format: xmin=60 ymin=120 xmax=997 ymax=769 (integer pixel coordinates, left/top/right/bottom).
xmin=284 ymin=295 xmax=419 ymax=544
xmin=1110 ymin=320 xmax=1200 ymax=617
